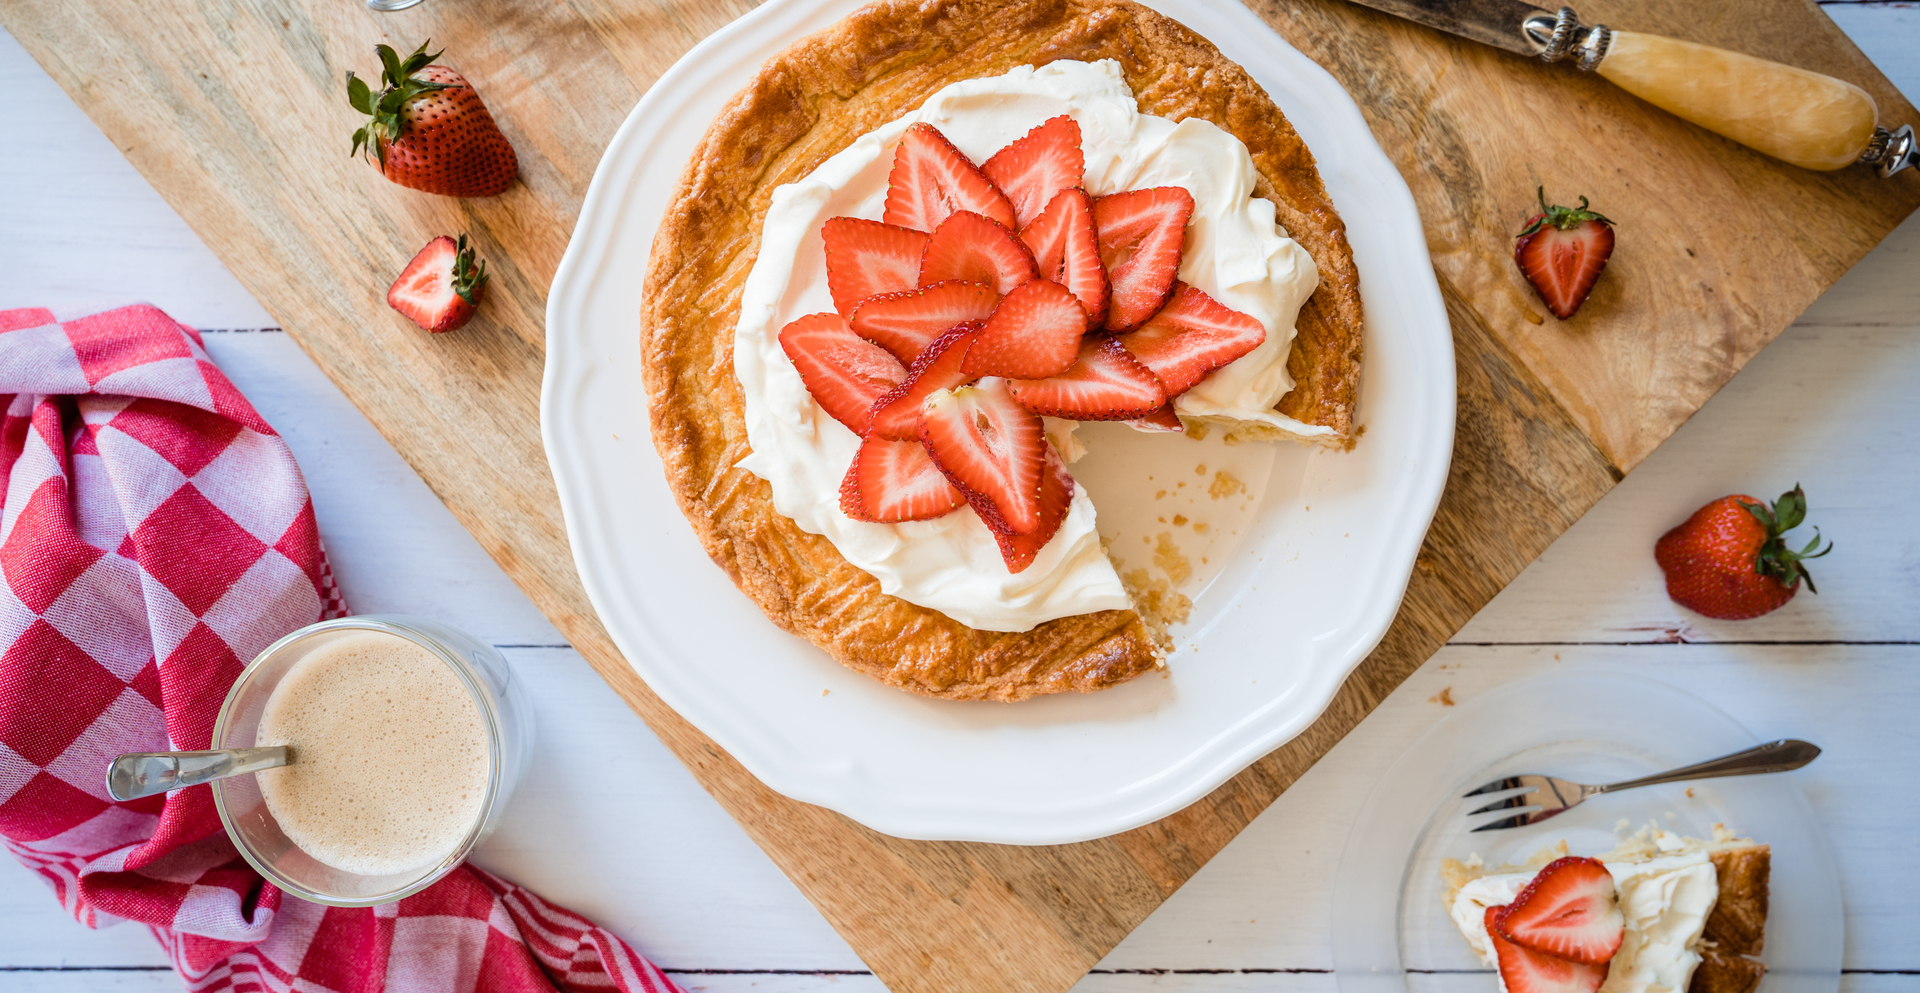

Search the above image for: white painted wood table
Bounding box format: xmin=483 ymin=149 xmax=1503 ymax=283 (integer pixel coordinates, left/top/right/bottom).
xmin=2 ymin=5 xmax=1917 ymax=990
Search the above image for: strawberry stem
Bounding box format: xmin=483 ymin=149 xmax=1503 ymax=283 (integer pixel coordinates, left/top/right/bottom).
xmin=450 ymin=234 xmax=489 ymax=306
xmin=1517 ymin=187 xmax=1614 ymax=236
xmin=346 ymin=40 xmax=454 ymax=169
xmin=1738 ymin=484 xmax=1832 ymax=593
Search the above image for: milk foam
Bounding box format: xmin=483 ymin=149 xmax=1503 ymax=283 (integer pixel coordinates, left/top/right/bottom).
xmin=255 ymin=631 xmax=489 ymax=876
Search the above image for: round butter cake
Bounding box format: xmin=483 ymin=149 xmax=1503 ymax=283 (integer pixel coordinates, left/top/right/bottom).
xmin=640 ymin=0 xmax=1364 ymax=701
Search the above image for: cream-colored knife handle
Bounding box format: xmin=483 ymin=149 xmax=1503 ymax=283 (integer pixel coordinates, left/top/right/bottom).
xmin=1523 ymin=7 xmax=1914 ymax=176
xmin=1597 ymin=30 xmax=1876 ymax=171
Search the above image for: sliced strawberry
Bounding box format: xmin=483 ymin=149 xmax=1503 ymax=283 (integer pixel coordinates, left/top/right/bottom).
xmin=1514 ymin=189 xmax=1614 ymax=320
xmin=919 ymin=210 xmax=1036 ymax=296
xmin=1021 ymin=188 xmax=1107 ymax=328
xmin=961 ymin=278 xmax=1087 ymax=380
xmin=822 ymin=217 xmax=929 ymax=316
xmin=1127 ymin=403 xmax=1185 ymax=432
xmin=1487 ymin=906 xmax=1610 ymax=993
xmin=1092 ymin=187 xmax=1193 ymax=331
xmin=978 ymin=448 xmax=1074 ymax=573
xmin=387 ymin=234 xmax=488 ymax=332
xmin=1497 ymin=857 xmax=1624 ymax=965
xmin=839 ymin=434 xmax=964 ymax=523
xmin=777 ymin=312 xmax=908 ymax=433
xmin=866 ymin=324 xmax=981 ymax=441
xmin=981 ymin=115 xmax=1084 ymax=229
xmin=1009 ymin=337 xmax=1166 ymax=420
xmin=883 ymin=123 xmax=1017 ymax=232
xmin=920 ymin=378 xmax=1046 ymax=535
xmin=849 ymin=280 xmax=998 ymax=364
xmin=1115 ymin=282 xmax=1265 ymax=396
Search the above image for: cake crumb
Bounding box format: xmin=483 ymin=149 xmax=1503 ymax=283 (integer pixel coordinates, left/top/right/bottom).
xmin=1172 ymin=514 xmax=1188 ymax=527
xmin=1209 ymin=471 xmax=1247 ymax=500
xmin=1153 ymin=533 xmax=1193 ymax=585
xmin=1195 ymin=463 xmax=1207 ymax=475
xmin=1193 ymin=522 xmax=1209 ymax=534
xmin=1686 ymin=788 xmax=1695 ymax=798
xmin=1430 ymin=687 xmax=1455 ymax=706
xmin=1183 ymin=420 xmax=1210 ymax=440
xmin=822 ymin=689 xmax=830 ymax=696
xmin=1155 ymin=489 xmax=1167 ymax=500
xmin=1121 ymin=567 xmax=1192 ymax=651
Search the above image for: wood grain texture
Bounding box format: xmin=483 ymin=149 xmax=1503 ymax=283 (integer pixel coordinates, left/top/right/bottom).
xmin=0 ymin=0 xmax=1912 ymax=991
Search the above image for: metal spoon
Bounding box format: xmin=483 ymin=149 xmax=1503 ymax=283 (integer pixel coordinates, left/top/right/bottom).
xmin=105 ymin=747 xmax=290 ymax=802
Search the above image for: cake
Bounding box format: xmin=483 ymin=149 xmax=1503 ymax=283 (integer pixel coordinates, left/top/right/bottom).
xmin=1440 ymin=824 xmax=1770 ymax=993
xmin=640 ymin=0 xmax=1364 ymax=700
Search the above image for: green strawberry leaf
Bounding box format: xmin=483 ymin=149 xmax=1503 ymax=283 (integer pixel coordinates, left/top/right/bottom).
xmin=1745 ymin=484 xmax=1831 ymax=592
xmin=346 ymin=73 xmax=372 ymax=114
xmin=376 ymin=43 xmax=403 ymax=87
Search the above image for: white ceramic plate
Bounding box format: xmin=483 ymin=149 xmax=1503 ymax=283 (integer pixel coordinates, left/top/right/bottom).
xmin=542 ymin=0 xmax=1454 ymax=844
xmin=1331 ymin=672 xmax=1841 ymax=993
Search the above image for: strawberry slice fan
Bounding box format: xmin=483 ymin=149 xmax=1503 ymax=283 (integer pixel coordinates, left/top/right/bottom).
xmin=790 ymin=116 xmax=1265 ymax=572
xmin=0 ymin=306 xmax=682 ymax=993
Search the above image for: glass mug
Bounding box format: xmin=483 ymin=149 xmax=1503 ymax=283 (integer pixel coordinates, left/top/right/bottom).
xmin=209 ymin=615 xmax=533 ymax=906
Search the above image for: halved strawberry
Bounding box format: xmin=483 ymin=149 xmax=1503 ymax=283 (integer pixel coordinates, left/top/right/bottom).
xmin=1514 ymin=188 xmax=1614 ymax=320
xmin=822 ymin=217 xmax=929 ymax=316
xmin=839 ymin=434 xmax=965 ymax=523
xmin=849 ymin=280 xmax=998 ymax=363
xmin=980 ymin=448 xmax=1074 ymax=573
xmin=1115 ymin=282 xmax=1265 ymax=396
xmin=1009 ymin=337 xmax=1166 ymax=420
xmin=866 ymin=324 xmax=982 ymax=441
xmin=1127 ymin=403 xmax=1185 ymax=432
xmin=387 ymin=234 xmax=489 ymax=332
xmin=883 ymin=123 xmax=1017 ymax=232
xmin=961 ymin=279 xmax=1087 ymax=380
xmin=919 ymin=210 xmax=1036 ymax=296
xmin=1020 ymin=188 xmax=1107 ymax=328
xmin=921 ymin=378 xmax=1046 ymax=535
xmin=982 ymin=115 xmax=1084 ymax=229
xmin=1487 ymin=906 xmax=1610 ymax=993
xmin=777 ymin=312 xmax=908 ymax=433
xmin=1092 ymin=187 xmax=1193 ymax=331
xmin=1497 ymin=857 xmax=1624 ymax=965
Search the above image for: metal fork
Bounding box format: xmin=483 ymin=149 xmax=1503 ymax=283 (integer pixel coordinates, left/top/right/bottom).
xmin=1462 ymin=739 xmax=1821 ymax=832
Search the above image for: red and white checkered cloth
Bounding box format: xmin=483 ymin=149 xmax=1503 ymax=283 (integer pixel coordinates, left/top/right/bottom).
xmin=0 ymin=305 xmax=685 ymax=993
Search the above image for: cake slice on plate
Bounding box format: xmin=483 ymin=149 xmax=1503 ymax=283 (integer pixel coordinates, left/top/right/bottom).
xmin=1440 ymin=823 xmax=1769 ymax=993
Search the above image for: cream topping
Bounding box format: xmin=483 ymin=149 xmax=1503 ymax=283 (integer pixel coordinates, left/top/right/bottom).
xmin=1449 ymin=851 xmax=1720 ymax=993
xmin=733 ymin=59 xmax=1317 ymax=630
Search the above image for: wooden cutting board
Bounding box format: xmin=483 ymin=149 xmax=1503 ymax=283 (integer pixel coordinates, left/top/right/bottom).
xmin=4 ymin=0 xmax=1913 ymax=988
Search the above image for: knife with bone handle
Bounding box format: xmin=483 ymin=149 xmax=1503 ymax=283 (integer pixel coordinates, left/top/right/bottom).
xmin=1340 ymin=0 xmax=1916 ymax=177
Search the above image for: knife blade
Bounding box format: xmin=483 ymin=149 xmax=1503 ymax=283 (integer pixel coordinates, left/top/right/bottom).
xmin=1341 ymin=0 xmax=1552 ymax=58
xmin=1329 ymin=0 xmax=1916 ymax=177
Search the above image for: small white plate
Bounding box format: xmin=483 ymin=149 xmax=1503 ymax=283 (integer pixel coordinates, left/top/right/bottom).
xmin=1332 ymin=672 xmax=1841 ymax=993
xmin=542 ymin=0 xmax=1454 ymax=843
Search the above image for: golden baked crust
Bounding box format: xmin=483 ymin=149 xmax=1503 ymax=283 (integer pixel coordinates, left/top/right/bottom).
xmin=1704 ymin=845 xmax=1770 ymax=955
xmin=1690 ymin=949 xmax=1765 ymax=993
xmin=641 ymin=0 xmax=1363 ymax=700
xmin=1688 ymin=845 xmax=1769 ymax=993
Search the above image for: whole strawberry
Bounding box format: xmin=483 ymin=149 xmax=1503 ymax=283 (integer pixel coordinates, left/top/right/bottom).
xmin=348 ymin=41 xmax=517 ymax=197
xmin=1655 ymin=484 xmax=1832 ymax=620
xmin=1515 ymin=187 xmax=1614 ymax=320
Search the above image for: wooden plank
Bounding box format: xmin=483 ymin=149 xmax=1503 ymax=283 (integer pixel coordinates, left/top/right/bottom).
xmin=0 ymin=0 xmax=1913 ymax=991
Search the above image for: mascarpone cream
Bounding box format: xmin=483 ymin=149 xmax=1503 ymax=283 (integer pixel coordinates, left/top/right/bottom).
xmin=733 ymin=59 xmax=1319 ymax=631
xmin=1449 ymin=846 xmax=1720 ymax=993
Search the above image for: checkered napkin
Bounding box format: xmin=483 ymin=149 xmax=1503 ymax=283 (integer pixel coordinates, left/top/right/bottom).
xmin=0 ymin=305 xmax=683 ymax=993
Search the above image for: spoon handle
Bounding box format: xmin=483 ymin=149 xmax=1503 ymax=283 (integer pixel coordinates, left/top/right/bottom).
xmin=106 ymin=746 xmax=290 ymax=801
